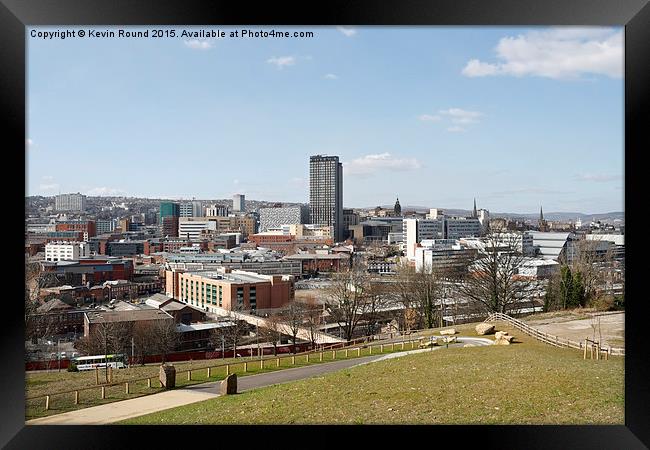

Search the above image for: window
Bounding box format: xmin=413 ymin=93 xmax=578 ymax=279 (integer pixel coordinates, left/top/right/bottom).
xmin=236 ymin=287 xmax=244 ymax=307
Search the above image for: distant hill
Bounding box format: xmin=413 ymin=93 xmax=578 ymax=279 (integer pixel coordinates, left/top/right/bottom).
xmin=364 ymin=205 xmax=624 ymax=222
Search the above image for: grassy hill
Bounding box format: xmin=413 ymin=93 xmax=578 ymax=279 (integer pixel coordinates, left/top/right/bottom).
xmin=119 ymin=324 xmax=624 ymax=425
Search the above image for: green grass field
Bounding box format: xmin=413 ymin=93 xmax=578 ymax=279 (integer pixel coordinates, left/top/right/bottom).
xmin=26 ymin=337 xmax=422 ymax=420
xmin=119 ymin=324 xmax=624 ymax=425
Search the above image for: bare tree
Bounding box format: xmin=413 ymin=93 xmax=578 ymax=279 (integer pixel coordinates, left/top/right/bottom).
xmin=151 ymin=319 xmax=180 ymax=364
xmin=301 ymin=296 xmax=323 ymax=350
xmin=258 ymin=313 xmax=283 ymax=356
xmin=393 ymin=261 xmax=443 ymax=329
xmin=209 ymin=307 xmax=249 ymax=358
xmin=282 ymin=301 xmax=306 ymax=354
xmin=323 ymin=263 xmax=370 ymax=342
xmin=455 ymin=232 xmax=534 ymax=315
xmin=568 ymin=237 xmax=613 ymax=304
xmin=76 ymin=321 xmax=134 ymax=382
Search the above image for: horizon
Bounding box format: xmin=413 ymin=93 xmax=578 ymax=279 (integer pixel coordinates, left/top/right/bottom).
xmin=26 ymin=26 xmax=623 ymax=212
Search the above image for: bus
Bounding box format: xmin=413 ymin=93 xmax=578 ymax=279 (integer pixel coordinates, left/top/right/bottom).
xmin=73 ymin=354 xmax=127 ymax=371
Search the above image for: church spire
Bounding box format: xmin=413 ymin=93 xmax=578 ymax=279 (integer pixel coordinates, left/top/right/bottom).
xmin=394 ymin=197 xmax=401 ymax=216
xmin=539 ymin=205 xmax=544 ymax=222
xmin=472 ymin=198 xmax=478 ymax=218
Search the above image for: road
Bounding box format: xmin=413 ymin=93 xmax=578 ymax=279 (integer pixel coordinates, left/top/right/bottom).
xmin=26 ymin=336 xmax=491 ymax=425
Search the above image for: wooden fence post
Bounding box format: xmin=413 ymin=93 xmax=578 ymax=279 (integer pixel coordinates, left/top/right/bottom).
xmin=369 ymin=346 xmax=372 ymax=355
xmin=244 ymin=362 xmax=248 ymax=372
xmin=332 ymin=350 xmax=336 ymax=360
xmin=125 ymin=382 xmax=129 ymax=394
xmin=306 ymin=353 xmax=310 ymax=363
xmin=45 ymin=395 xmax=50 ymax=411
xmin=74 ymin=390 xmax=79 ymax=404
xmin=101 ymin=386 xmax=106 ymax=399
xmin=276 ymin=357 xmax=280 ymax=367
xmin=345 ymin=349 xmax=349 ymax=357
xmin=260 ymin=359 xmax=264 ymax=369
xmin=207 ymin=367 xmax=211 ymax=378
xmin=357 ymin=348 xmax=361 ymax=357
xmin=226 ymin=364 xmax=230 ymax=376
xmin=380 ymin=344 xmax=384 ymax=353
xmin=320 ymin=352 xmax=323 ymax=361
xmin=291 ymin=356 xmax=295 ymax=365
xmin=147 ymin=378 xmax=152 ymax=388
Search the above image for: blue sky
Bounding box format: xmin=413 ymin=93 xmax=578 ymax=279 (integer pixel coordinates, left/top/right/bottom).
xmin=26 ymin=26 xmax=624 ymax=213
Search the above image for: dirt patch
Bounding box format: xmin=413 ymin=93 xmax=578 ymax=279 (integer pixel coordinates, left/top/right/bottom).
xmin=523 ymin=312 xmax=624 ymax=348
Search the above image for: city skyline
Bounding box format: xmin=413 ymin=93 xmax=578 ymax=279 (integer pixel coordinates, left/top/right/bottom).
xmin=26 ymin=26 xmax=623 ymax=213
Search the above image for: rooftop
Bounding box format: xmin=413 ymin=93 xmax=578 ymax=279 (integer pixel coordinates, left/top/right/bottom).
xmin=85 ymin=309 xmax=172 ymax=324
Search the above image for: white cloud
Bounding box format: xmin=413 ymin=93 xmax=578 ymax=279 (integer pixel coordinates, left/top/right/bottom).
xmin=576 ymin=173 xmax=622 ymax=182
xmin=418 ymin=114 xmax=441 ymax=122
xmin=39 ymin=183 xmax=59 ymax=192
xmin=439 ymin=108 xmax=483 ymax=124
xmin=267 ymin=56 xmax=296 ymax=69
xmin=324 ymin=73 xmax=339 ymax=80
xmin=461 ymin=27 xmax=623 ymax=80
xmin=447 ymin=126 xmax=466 ymax=133
xmin=85 ymin=187 xmax=126 ymax=196
xmin=337 ymin=26 xmax=357 ymax=37
xmin=345 ymin=152 xmax=422 ymax=176
xmin=184 ymin=39 xmax=214 ymax=50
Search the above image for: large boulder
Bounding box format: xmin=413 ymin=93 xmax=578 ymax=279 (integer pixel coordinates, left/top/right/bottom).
xmin=220 ymin=374 xmax=237 ymax=395
xmin=443 ymin=336 xmax=457 ymax=344
xmin=495 ymin=331 xmax=509 ymax=340
xmin=440 ymin=328 xmax=457 ymax=336
xmin=494 ymin=338 xmax=511 ymax=345
xmin=463 ymin=344 xmax=476 ymax=348
xmin=475 ymin=323 xmax=495 ymax=335
xmin=159 ymin=364 xmax=176 ymax=389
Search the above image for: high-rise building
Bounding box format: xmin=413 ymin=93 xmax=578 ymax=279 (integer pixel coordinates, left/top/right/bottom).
xmin=180 ymin=201 xmax=203 ymax=217
xmin=309 ymin=155 xmax=343 ymax=242
xmin=160 ymin=202 xmax=180 ymax=222
xmin=233 ymin=194 xmax=245 ymax=212
xmin=55 ymin=193 xmax=86 ymax=212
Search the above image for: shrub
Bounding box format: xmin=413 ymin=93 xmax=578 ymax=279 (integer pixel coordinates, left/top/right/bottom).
xmin=67 ymin=362 xmax=79 ymax=372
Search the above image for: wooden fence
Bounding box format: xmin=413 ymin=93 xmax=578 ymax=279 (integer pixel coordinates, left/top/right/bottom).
xmin=485 ymin=312 xmax=625 ymax=357
xmin=27 ymin=330 xmax=434 ymax=413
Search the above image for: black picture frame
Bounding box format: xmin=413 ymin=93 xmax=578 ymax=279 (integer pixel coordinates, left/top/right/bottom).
xmin=3 ymin=0 xmax=648 ymax=448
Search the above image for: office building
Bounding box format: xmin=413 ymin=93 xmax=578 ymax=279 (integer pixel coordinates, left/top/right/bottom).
xmin=45 ymin=241 xmax=90 ymax=262
xmin=173 ymin=269 xmax=295 ymax=311
xmin=178 ymin=217 xmax=218 ymax=240
xmin=205 ymin=204 xmax=230 ymax=217
xmin=180 ymin=201 xmax=204 ymax=217
xmin=404 ymin=218 xmax=445 ymax=259
xmin=259 ymin=205 xmax=309 ymax=232
xmin=159 ymin=202 xmax=180 ymax=222
xmin=55 ymin=193 xmax=86 ymax=212
xmin=55 ymin=220 xmax=97 ymax=240
xmin=233 ymin=194 xmax=245 ymax=212
xmin=309 ymin=155 xmax=343 ymax=242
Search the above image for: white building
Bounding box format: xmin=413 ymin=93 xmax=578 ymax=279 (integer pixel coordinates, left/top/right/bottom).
xmin=178 ymin=217 xmax=217 ymax=240
xmin=414 ymin=239 xmax=476 ymax=273
xmin=205 ymin=204 xmax=230 ymax=217
xmin=55 ymin=193 xmax=86 ymax=212
xmin=233 ymin=194 xmax=245 ymax=212
xmin=404 ymin=218 xmax=445 ymax=259
xmin=528 ymin=231 xmax=578 ymax=263
xmin=518 ymin=258 xmax=560 ymax=279
xmin=280 ymin=223 xmax=333 ymax=239
xmin=45 ymin=241 xmax=90 ymax=261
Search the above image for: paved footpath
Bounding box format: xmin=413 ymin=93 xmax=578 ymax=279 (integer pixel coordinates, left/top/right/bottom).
xmin=27 ymin=337 xmax=491 ymax=425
